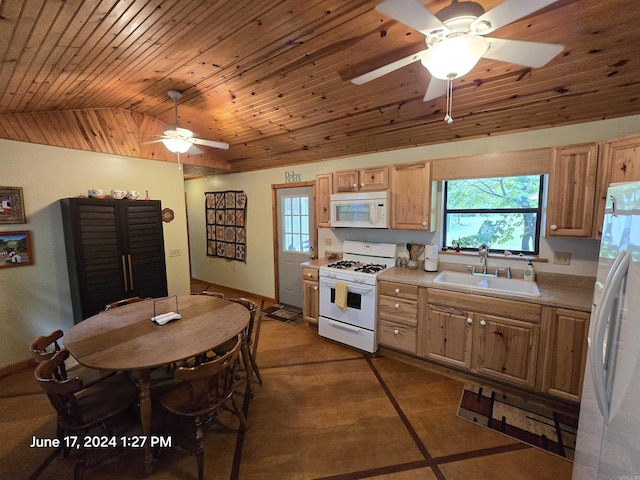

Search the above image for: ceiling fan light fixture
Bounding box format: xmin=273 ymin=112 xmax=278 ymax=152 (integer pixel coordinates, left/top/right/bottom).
xmin=422 ymin=35 xmax=489 ymax=80
xmin=161 ymin=138 xmax=192 ymax=154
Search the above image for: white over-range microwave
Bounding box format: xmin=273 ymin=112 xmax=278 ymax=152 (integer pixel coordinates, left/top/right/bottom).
xmin=329 ymin=191 xmax=390 ymax=228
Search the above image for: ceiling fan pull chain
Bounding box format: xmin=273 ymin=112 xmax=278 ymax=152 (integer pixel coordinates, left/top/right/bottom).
xmin=444 ymin=76 xmax=454 ymax=124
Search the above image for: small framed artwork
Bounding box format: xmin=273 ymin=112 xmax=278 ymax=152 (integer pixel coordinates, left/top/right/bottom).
xmin=0 ymin=231 xmax=33 ymax=268
xmin=0 ymin=187 xmax=26 ymax=224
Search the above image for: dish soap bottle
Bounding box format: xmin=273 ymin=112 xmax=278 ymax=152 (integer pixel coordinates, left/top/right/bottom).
xmin=523 ymin=260 xmax=535 ymax=282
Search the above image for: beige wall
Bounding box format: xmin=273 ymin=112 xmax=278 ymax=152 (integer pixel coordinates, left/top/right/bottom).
xmin=4 ymin=115 xmax=640 ymax=366
xmin=186 ymin=115 xmax=640 ymax=299
xmin=0 ymin=140 xmax=191 ymax=367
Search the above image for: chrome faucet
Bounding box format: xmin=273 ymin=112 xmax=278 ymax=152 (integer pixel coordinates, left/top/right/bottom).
xmin=478 ymin=243 xmax=489 ymax=275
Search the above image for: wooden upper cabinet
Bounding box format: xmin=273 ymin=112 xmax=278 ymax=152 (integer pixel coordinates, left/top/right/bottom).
xmin=333 ymin=166 xmax=388 ymax=192
xmin=315 ymin=173 xmax=333 ymax=228
xmin=593 ymin=133 xmax=640 ymax=238
xmin=546 ymin=143 xmax=599 ymax=237
xmin=390 ymin=161 xmax=435 ymax=230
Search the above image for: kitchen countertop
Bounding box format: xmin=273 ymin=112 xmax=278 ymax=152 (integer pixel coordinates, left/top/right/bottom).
xmin=379 ymin=267 xmax=594 ymax=312
xmin=301 ymin=260 xmax=595 ymax=312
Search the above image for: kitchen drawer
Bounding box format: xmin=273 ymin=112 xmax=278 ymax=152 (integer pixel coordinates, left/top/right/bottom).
xmin=379 ymin=296 xmax=418 ymax=326
xmin=379 ymin=281 xmax=419 ymax=300
xmin=302 ymin=267 xmax=318 ymax=282
xmin=379 ymin=319 xmax=417 ymax=354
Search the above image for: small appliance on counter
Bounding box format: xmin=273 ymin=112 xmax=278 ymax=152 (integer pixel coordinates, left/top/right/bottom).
xmin=424 ymin=244 xmax=439 ymax=271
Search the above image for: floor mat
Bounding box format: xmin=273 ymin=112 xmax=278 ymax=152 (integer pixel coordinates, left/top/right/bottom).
xmin=262 ymin=304 xmax=303 ymax=324
xmin=457 ymin=383 xmax=579 ymax=460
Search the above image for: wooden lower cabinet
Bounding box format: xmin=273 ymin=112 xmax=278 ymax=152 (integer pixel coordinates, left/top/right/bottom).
xmin=378 ymin=283 xmax=589 ymax=401
xmin=302 ymin=267 xmax=319 ymax=325
xmin=424 ymin=304 xmax=473 ymax=370
xmin=378 ymin=281 xmax=420 ymax=354
xmin=539 ymin=307 xmax=590 ymax=402
xmin=473 ymin=313 xmax=539 ymax=389
xmin=421 ymin=289 xmax=541 ymax=390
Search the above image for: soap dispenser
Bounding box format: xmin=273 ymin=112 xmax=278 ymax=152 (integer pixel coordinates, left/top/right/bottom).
xmin=523 ymin=260 xmax=535 ymax=282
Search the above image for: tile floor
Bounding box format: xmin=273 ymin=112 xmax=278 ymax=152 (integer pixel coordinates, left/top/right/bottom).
xmin=1 ymin=313 xmax=574 ymax=479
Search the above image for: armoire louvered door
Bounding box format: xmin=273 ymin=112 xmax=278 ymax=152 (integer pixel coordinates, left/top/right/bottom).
xmin=61 ymin=198 xmax=168 ymax=323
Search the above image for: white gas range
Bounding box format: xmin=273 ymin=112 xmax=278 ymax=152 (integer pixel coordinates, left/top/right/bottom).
xmin=318 ymin=240 xmax=396 ymax=353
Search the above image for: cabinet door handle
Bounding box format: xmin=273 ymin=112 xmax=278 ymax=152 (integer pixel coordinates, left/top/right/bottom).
xmin=467 ymin=318 xmax=472 ymax=325
xmin=307 ymin=273 xmax=312 ymax=278
xmin=127 ymin=254 xmax=134 ymax=290
xmin=394 ymin=288 xmax=400 ymax=294
xmin=121 ymin=255 xmax=128 ymax=291
xmin=394 ymin=303 xmax=400 ymax=309
xmin=393 ymin=329 xmax=399 ymax=335
xmin=313 ymin=286 xmax=318 ymax=291
xmin=422 ymin=221 xmax=427 ymax=226
xmin=550 ymin=224 xmax=558 ymax=231
xmin=480 ymin=320 xmax=486 ymax=326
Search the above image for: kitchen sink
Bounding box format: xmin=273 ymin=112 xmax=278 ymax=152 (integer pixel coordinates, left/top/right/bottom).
xmin=432 ymin=270 xmax=541 ymax=297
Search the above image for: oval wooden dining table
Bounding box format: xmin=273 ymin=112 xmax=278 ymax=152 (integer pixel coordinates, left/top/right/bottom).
xmin=64 ymin=294 xmax=250 ymax=476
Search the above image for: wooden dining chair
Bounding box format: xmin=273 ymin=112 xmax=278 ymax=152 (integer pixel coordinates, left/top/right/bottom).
xmin=157 ymin=334 xmax=248 ymax=480
xmin=231 ymin=297 xmax=264 ymax=385
xmin=30 ymin=330 xmax=114 ymax=387
xmin=34 ymin=349 xmax=139 ymax=480
xmin=104 ymin=296 xmax=143 ymax=310
xmin=200 ymin=290 xmax=225 ymax=299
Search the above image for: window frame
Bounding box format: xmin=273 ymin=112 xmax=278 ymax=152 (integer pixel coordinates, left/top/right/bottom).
xmin=442 ymin=175 xmax=544 ymax=255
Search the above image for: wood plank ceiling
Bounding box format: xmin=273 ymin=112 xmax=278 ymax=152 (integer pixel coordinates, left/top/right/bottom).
xmin=1 ymin=0 xmax=639 ymax=179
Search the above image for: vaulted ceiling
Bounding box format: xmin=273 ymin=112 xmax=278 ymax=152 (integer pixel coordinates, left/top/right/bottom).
xmin=1 ymin=0 xmax=639 ymax=179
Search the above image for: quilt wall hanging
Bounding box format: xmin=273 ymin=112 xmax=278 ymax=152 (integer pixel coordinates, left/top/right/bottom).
xmin=205 ymin=190 xmax=247 ymax=262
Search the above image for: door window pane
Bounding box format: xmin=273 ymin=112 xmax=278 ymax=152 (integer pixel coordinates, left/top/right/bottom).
xmin=282 ymin=195 xmax=310 ymax=252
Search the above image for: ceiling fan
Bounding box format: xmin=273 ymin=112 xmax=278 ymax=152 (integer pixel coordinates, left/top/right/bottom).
xmin=352 ymin=0 xmax=564 ymax=123
xmin=147 ymin=89 xmax=229 ymax=167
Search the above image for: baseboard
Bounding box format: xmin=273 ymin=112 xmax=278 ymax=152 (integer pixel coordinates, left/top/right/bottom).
xmin=0 ymin=358 xmax=35 ymax=377
xmin=192 ymin=278 xmax=275 ymax=305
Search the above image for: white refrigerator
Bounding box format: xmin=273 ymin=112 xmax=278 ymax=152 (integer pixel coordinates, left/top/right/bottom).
xmin=573 ymin=181 xmax=640 ymax=479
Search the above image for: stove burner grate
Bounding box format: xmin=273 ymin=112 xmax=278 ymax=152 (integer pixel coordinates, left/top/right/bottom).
xmin=326 ymin=260 xmax=359 ymax=269
xmin=354 ymin=263 xmax=386 ymax=274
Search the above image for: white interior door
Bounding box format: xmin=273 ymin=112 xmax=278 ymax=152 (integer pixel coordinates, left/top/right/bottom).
xmin=276 ymin=186 xmax=314 ymax=307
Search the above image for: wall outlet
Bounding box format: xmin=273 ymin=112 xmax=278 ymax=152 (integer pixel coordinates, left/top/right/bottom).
xmin=554 ymin=251 xmax=571 ymax=265
xmin=324 ymin=237 xmax=332 ymax=246
xmin=169 ymin=249 xmax=181 ymax=257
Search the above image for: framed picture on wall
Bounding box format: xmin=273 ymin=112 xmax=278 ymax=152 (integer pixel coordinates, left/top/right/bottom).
xmin=0 ymin=231 xmax=33 ymax=268
xmin=0 ymin=186 xmax=26 ymax=224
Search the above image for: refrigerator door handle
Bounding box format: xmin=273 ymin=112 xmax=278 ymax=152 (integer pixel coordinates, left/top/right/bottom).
xmin=591 ymin=250 xmax=630 ymax=424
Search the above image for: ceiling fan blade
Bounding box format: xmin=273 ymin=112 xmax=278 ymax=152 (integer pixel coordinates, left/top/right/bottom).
xmin=471 ymin=0 xmax=560 ymax=35
xmin=483 ymin=37 xmax=564 ymax=68
xmin=376 ymin=0 xmax=448 ymax=36
xmin=423 ymin=77 xmax=448 ymax=101
xmin=190 ymin=137 xmax=230 ymax=150
xmin=141 ymin=139 xmax=166 ymax=145
xmin=351 ymin=50 xmax=427 ymax=85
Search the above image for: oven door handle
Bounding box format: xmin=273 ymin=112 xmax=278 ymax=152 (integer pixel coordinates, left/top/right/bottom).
xmin=328 ymin=319 xmax=362 ymax=332
xmin=320 ymin=279 xmax=375 ymax=293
